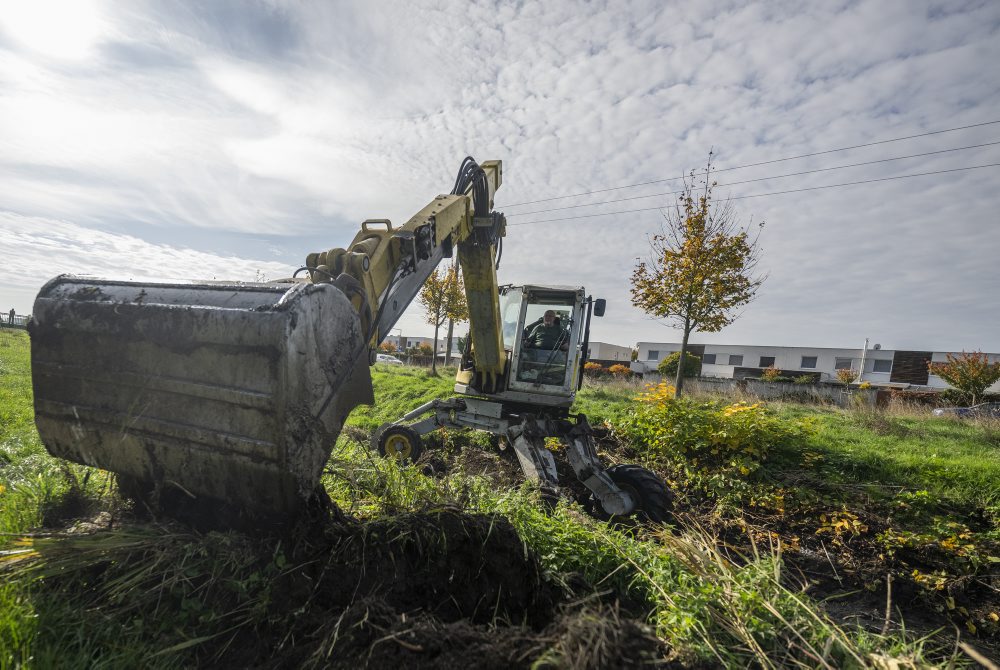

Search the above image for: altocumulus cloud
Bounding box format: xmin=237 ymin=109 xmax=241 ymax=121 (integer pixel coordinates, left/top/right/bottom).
xmin=1 ymin=0 xmax=999 ymax=348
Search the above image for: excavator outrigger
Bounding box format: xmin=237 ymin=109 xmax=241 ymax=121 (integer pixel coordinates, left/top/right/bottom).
xmin=29 ymin=158 xmax=670 ymax=523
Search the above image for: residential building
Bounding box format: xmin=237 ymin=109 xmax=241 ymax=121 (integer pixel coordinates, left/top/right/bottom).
xmin=631 ymin=341 xmax=1000 ymax=392
xmin=384 ymin=335 xmax=435 ymax=351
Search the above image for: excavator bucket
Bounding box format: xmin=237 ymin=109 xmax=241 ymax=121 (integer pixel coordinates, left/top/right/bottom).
xmin=29 ymin=275 xmax=373 ymax=515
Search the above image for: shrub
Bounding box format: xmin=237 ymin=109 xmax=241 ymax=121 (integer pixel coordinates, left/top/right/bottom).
xmin=608 ymin=364 xmax=632 ymax=378
xmin=760 ymin=365 xmax=781 ymax=382
xmin=618 ymin=382 xmax=807 ymax=499
xmin=835 ymin=368 xmax=858 ymax=386
xmin=379 ymin=342 xmax=398 ymax=354
xmin=657 ymin=351 xmax=702 ymax=379
xmin=793 ymin=375 xmax=814 ymax=385
xmin=584 ymin=362 xmax=606 ymax=378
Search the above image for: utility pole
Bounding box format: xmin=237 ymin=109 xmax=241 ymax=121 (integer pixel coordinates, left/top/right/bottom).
xmin=858 ymin=337 xmax=869 ymax=383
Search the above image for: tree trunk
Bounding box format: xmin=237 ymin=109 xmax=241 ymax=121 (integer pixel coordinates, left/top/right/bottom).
xmin=445 ymin=318 xmax=455 ymax=367
xmin=674 ymin=319 xmax=691 ymax=398
xmin=431 ymin=319 xmax=440 ymax=375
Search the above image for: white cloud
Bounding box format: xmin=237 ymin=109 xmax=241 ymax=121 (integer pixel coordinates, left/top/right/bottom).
xmin=2 ymin=0 xmax=999 ymax=351
xmin=0 ymin=211 xmax=295 ymax=299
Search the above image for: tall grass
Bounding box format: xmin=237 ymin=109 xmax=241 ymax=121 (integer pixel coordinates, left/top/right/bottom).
xmin=0 ymin=335 xmax=969 ymax=667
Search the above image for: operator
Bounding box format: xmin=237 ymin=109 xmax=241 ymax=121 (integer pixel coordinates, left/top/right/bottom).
xmin=525 ymin=310 xmax=568 ymax=351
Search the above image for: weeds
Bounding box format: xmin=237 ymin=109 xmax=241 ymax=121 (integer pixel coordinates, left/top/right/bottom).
xmin=1 ymin=335 xmax=995 ymax=667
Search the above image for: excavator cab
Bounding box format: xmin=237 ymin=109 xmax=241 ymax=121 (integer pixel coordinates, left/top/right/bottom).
xmin=507 ymin=286 xmax=582 ymax=391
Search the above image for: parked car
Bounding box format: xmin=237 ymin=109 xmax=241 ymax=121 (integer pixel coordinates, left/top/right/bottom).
xmin=376 ymin=353 xmax=403 ymax=366
xmin=932 ymin=402 xmax=1000 ymax=418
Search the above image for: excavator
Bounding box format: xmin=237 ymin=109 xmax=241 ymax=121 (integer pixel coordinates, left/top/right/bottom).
xmin=28 ymin=158 xmax=670 ymax=523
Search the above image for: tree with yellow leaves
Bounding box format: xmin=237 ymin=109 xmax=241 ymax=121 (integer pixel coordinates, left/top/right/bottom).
xmin=928 ymin=351 xmax=1000 ymax=405
xmin=631 ymin=156 xmax=765 ymax=397
xmin=419 ymin=265 xmax=468 ymax=374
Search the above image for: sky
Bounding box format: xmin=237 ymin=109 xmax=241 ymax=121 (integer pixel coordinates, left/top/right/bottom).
xmin=1 ymin=0 xmax=999 ymax=352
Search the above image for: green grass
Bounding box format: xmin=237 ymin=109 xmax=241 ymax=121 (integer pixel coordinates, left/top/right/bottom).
xmin=779 ymin=404 xmax=1000 ymax=510
xmin=346 ymin=365 xmax=455 ymax=432
xmin=0 ymin=335 xmax=983 ymax=667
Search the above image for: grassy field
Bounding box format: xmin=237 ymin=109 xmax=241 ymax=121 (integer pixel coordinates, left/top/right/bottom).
xmin=2 ymin=328 xmax=999 ymax=668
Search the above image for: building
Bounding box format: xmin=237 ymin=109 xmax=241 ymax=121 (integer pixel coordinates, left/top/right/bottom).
xmin=586 ymin=341 xmax=632 ymax=363
xmin=631 ymin=341 xmax=1000 ymax=392
xmin=384 ymin=335 xmax=435 ymax=351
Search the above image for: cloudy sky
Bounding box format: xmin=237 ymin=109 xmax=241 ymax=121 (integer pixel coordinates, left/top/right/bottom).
xmin=2 ymin=0 xmax=999 ymax=352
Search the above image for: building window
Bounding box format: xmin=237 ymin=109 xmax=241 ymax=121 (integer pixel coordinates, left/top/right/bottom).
xmin=759 ymin=356 xmax=775 ymax=368
xmin=834 ymin=357 xmax=854 ymax=370
xmin=647 ymin=350 xmax=659 ymax=361
xmin=702 ymin=353 xmax=716 ymax=365
xmin=728 ymin=354 xmax=743 ymax=366
xmin=801 ymin=356 xmax=817 ymax=369
xmin=872 ymin=359 xmax=892 ymax=373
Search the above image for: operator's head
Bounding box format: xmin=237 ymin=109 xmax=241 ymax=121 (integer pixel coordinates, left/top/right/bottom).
xmin=543 ymin=310 xmax=556 ymax=325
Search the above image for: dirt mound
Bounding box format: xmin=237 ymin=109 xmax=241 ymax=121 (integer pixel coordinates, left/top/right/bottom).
xmin=279 ymin=507 xmax=558 ymax=628
xmin=18 ymin=504 xmax=668 ymax=668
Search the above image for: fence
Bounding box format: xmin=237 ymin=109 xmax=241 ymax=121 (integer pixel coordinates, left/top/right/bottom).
xmin=0 ymin=313 xmax=28 ymax=330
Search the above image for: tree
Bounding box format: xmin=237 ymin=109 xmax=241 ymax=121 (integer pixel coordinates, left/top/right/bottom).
xmin=379 ymin=342 xmax=397 ymax=354
xmin=657 ymin=351 xmax=702 ymax=379
xmin=631 ymin=156 xmax=765 ymax=397
xmin=444 ymin=274 xmax=469 ymax=368
xmin=418 ymin=265 xmax=467 ymax=374
xmin=836 ymin=367 xmax=858 ymax=386
xmin=928 ymin=351 xmax=1000 ymax=405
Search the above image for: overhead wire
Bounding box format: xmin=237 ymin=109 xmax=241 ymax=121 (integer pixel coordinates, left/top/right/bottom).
xmin=506 ymin=140 xmax=1000 ymax=218
xmin=498 ymin=119 xmax=1000 ymax=208
xmin=507 ymin=163 xmax=1000 ymax=226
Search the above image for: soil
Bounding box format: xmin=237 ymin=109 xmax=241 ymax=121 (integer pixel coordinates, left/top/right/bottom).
xmin=413 ymin=431 xmax=1000 ymax=663
xmin=31 ymin=497 xmax=667 ymax=668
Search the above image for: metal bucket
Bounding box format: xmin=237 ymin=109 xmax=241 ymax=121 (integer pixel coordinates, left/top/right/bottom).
xmin=30 ymin=275 xmax=372 ymax=514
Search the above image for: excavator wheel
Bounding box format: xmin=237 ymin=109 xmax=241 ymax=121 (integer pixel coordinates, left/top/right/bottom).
xmin=596 ymin=464 xmax=673 ymax=523
xmin=374 ymin=424 xmax=424 ymax=463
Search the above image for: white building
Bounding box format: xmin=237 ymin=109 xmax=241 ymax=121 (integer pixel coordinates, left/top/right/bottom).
xmin=587 ymin=341 xmax=633 ymax=362
xmin=631 ymin=341 xmax=1000 ymax=392
xmin=384 ymin=335 xmax=435 ymax=351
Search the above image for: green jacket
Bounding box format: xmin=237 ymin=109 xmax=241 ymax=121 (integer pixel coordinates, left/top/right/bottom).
xmin=526 ymin=322 xmax=566 ymax=349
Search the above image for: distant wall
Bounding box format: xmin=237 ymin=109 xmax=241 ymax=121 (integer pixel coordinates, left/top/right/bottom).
xmin=642 ymin=375 xmax=877 ymax=407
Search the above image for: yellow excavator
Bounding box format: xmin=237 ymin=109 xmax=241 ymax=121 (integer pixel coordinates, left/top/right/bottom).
xmin=28 ymin=158 xmax=670 ymax=523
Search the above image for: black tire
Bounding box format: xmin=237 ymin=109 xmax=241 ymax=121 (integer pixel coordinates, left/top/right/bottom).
xmin=598 ymin=464 xmax=673 ymax=523
xmin=374 ymin=424 xmax=424 ymax=462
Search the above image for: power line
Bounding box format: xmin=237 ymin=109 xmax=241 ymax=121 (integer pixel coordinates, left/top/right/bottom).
xmin=498 ymin=119 xmax=1000 ymax=208
xmin=507 ymin=140 xmax=1000 ymax=218
xmin=507 ymin=163 xmax=1000 ymax=226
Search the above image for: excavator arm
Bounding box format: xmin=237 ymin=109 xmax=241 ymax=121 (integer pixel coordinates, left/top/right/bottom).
xmin=28 ymin=158 xmax=507 ymax=518
xmin=304 ymin=158 xmax=506 ymax=379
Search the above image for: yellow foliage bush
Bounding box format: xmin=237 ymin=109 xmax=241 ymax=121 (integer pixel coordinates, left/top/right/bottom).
xmin=621 ymin=384 xmax=808 ymax=498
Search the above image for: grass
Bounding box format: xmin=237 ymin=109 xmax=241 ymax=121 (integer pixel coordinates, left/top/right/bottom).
xmin=1 ymin=332 xmax=995 ymax=667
